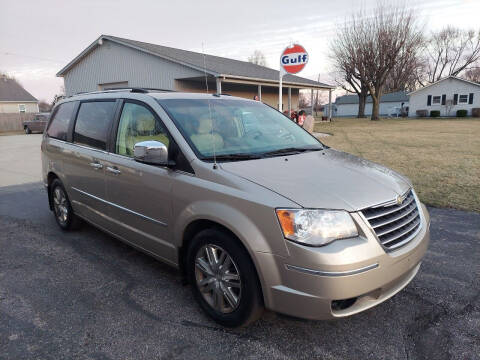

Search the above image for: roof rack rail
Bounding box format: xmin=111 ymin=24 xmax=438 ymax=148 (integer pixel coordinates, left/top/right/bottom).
xmin=103 ymin=87 xmax=149 ymax=93
xmin=74 ymin=87 xmax=175 ymax=96
xmin=138 ymin=87 xmax=176 ymax=92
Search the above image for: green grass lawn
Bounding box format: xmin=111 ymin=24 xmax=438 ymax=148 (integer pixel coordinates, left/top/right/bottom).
xmin=314 ymin=117 xmax=480 ymax=212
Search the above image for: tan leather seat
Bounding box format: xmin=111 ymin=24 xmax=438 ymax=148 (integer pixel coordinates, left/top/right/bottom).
xmin=190 ymin=116 xmax=224 ymax=154
xmin=123 ymin=114 xmax=169 ymax=155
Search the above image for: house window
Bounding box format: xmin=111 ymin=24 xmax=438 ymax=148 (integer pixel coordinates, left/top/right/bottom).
xmin=18 ymin=104 xmax=26 ymax=113
xmin=458 ymin=94 xmax=469 ymax=104
xmin=432 ymin=96 xmax=441 ymax=105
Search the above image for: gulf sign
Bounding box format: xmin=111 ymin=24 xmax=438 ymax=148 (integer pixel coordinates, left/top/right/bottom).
xmin=281 ymin=44 xmax=308 ymax=74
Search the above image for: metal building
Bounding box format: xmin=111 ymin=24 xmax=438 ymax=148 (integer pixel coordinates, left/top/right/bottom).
xmin=57 ymin=35 xmax=334 ymax=115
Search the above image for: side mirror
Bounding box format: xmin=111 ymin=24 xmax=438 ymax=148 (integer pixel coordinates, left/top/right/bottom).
xmin=134 ymin=140 xmax=169 ymax=165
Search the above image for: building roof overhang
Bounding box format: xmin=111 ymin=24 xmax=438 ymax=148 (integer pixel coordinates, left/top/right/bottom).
xmin=57 ymin=35 xmax=335 ymax=91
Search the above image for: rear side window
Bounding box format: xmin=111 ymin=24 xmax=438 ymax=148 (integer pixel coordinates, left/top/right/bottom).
xmin=74 ymin=101 xmax=116 ymax=150
xmin=47 ymin=102 xmax=75 ymax=141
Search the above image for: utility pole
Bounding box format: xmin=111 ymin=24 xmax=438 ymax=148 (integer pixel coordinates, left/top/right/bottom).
xmin=315 ymin=74 xmax=320 ymax=117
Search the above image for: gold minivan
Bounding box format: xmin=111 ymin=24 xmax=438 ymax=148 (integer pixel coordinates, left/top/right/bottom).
xmin=42 ymin=89 xmax=430 ymax=327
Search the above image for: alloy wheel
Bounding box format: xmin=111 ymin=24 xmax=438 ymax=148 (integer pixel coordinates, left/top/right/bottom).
xmin=194 ymin=244 xmax=242 ymax=313
xmin=53 ymin=186 xmax=68 ymax=225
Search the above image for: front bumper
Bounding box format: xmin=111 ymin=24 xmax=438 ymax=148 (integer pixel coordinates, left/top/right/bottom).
xmin=256 ymin=203 xmax=430 ymax=320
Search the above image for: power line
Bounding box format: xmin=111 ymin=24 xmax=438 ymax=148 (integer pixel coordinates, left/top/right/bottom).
xmin=1 ymin=52 xmax=67 ymax=64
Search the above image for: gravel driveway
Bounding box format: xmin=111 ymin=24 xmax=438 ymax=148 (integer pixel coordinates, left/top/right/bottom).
xmin=0 ymin=134 xmax=42 ymax=187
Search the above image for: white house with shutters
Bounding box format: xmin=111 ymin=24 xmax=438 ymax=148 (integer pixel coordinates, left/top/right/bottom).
xmin=409 ymin=76 xmax=480 ymax=117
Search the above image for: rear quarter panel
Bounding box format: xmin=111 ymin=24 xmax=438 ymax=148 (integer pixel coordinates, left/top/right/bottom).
xmin=42 ymin=137 xmax=69 ymax=187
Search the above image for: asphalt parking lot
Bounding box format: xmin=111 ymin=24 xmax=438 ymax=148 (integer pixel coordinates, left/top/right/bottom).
xmin=0 ymin=135 xmax=479 ymax=359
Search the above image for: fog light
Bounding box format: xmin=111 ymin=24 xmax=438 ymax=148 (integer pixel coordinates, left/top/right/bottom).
xmin=331 ymin=297 xmax=357 ymax=311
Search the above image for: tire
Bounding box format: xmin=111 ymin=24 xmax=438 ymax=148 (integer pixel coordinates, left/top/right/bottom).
xmin=24 ymin=127 xmax=31 ymax=134
xmin=50 ymin=179 xmax=81 ymax=230
xmin=186 ymin=228 xmax=264 ymax=327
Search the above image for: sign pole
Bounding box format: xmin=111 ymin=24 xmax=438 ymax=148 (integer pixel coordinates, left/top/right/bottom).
xmin=279 ymin=68 xmax=284 ymax=111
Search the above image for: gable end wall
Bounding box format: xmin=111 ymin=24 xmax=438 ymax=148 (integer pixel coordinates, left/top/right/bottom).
xmin=62 ymin=40 xmax=203 ymax=96
xmin=409 ymin=78 xmax=480 ymax=117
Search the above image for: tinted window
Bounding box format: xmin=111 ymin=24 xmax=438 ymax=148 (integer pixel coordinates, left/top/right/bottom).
xmin=116 ymin=102 xmax=169 ymax=157
xmin=74 ymin=101 xmax=116 ymax=150
xmin=47 ymin=102 xmax=75 ymax=141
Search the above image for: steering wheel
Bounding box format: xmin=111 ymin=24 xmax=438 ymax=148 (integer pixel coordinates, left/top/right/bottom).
xmin=246 ymin=130 xmax=263 ymax=140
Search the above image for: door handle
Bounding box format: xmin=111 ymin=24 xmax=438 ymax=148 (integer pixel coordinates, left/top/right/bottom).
xmin=106 ymin=166 xmax=121 ymax=175
xmin=89 ymin=162 xmax=103 ymax=170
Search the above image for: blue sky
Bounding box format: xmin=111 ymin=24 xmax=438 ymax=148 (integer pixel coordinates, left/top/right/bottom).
xmin=1 ymin=0 xmax=479 ymax=101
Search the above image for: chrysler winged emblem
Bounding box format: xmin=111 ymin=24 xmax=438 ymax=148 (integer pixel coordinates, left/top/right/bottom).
xmin=396 ymin=193 xmax=407 ymax=205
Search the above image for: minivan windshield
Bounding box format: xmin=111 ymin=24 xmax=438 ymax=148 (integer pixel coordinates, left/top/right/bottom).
xmin=158 ymin=98 xmax=323 ymax=161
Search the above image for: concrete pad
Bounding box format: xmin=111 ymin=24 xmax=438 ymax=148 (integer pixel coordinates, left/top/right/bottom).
xmin=0 ymin=134 xmax=42 ymax=187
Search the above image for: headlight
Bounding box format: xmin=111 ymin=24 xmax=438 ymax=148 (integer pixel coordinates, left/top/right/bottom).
xmin=276 ymin=209 xmax=358 ymax=246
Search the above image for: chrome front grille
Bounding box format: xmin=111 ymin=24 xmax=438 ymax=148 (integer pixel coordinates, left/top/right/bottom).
xmin=361 ymin=190 xmax=421 ymax=251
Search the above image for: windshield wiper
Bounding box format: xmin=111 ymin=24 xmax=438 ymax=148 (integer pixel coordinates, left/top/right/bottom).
xmin=202 ymin=147 xmax=324 ymax=162
xmin=261 ymin=147 xmax=323 ymax=157
xmin=202 ymin=153 xmax=263 ymax=162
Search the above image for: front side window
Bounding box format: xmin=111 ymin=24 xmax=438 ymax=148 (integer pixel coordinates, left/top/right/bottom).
xmin=432 ymin=96 xmax=441 ymax=105
xmin=116 ymin=102 xmax=170 ymax=157
xmin=74 ymin=101 xmax=116 ymax=150
xmin=158 ymin=99 xmax=322 ymax=161
xmin=458 ymin=94 xmax=469 ymax=103
xmin=18 ymin=104 xmax=26 ymax=113
xmin=47 ymin=101 xmax=76 ymax=141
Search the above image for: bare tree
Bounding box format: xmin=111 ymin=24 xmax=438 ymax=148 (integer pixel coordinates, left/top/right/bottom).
xmin=0 ymin=71 xmax=20 ymax=85
xmin=355 ymin=4 xmax=424 ymax=120
xmin=38 ymin=100 xmax=52 ymax=112
xmin=51 ymin=94 xmax=65 ymax=107
xmin=384 ymin=51 xmax=425 ymax=92
xmin=248 ymin=50 xmax=267 ymax=67
xmin=313 ymin=74 xmax=330 ymax=116
xmin=463 ymin=64 xmax=480 ymax=83
xmin=422 ymin=26 xmax=480 ymax=84
xmin=298 ymin=93 xmax=309 ymax=108
xmin=51 ymin=85 xmax=65 ymax=107
xmin=330 ymin=22 xmax=370 ymax=118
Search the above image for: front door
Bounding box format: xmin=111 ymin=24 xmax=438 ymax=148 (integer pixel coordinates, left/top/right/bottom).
xmin=103 ymin=101 xmax=175 ymax=264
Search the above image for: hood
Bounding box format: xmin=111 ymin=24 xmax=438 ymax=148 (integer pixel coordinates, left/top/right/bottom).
xmin=220 ymin=149 xmax=411 ymax=211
